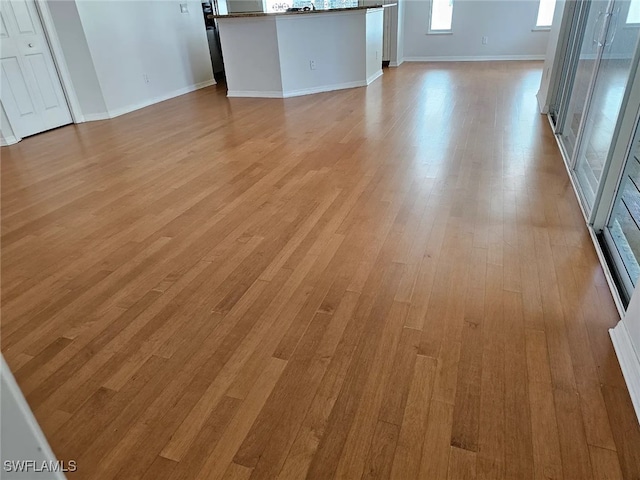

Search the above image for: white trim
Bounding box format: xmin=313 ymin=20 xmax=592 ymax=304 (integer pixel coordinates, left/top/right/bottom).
xmin=403 ymin=55 xmax=546 ymax=62
xmin=610 ymin=322 xmax=640 ymax=423
xmin=227 ymin=79 xmax=374 ymax=99
xmin=366 ymin=69 xmax=383 ymax=85
xmin=283 ymin=80 xmax=366 ymax=97
xmin=1 ymin=135 xmax=20 ymax=146
xmin=389 ymin=58 xmax=404 ymax=67
xmin=281 ymin=79 xmax=368 ymax=97
xmin=82 ymin=80 xmax=216 ymax=121
xmin=107 ymin=79 xmax=215 ymax=118
xmin=1 ymin=356 xmax=66 ymax=480
xmin=82 ymin=113 xmax=111 ymax=122
xmin=34 ymin=0 xmax=84 ymax=124
xmin=227 ymin=90 xmax=284 ymax=98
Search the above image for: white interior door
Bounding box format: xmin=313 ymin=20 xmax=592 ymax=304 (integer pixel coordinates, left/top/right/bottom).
xmin=0 ymin=0 xmax=71 ymax=139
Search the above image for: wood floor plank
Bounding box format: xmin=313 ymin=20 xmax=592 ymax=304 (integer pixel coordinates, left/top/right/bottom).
xmin=418 ymin=399 xmax=454 ymax=480
xmin=526 ymin=329 xmax=564 ymax=480
xmin=361 ymin=420 xmax=400 ymax=480
xmin=503 ymin=291 xmax=534 ymax=480
xmin=448 ymin=446 xmax=477 ymax=480
xmin=589 ymin=446 xmax=624 ymax=480
xmin=389 ymin=354 xmax=437 ymax=480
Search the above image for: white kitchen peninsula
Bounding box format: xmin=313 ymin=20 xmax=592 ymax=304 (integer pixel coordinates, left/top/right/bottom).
xmin=214 ymin=6 xmax=384 ymax=98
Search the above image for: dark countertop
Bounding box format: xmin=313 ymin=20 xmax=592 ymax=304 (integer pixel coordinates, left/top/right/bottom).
xmin=211 ymin=4 xmax=394 ymax=19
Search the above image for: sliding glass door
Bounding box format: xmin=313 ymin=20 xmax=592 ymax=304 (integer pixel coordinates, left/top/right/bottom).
xmin=552 ymin=0 xmax=640 ymax=214
xmin=548 ymin=0 xmax=640 ymax=305
xmin=604 ymin=124 xmax=640 ymax=300
xmin=573 ymin=0 xmax=640 ymax=209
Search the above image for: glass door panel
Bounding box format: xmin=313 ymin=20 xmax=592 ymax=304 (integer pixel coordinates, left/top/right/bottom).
xmin=574 ymin=0 xmax=640 ymax=210
xmin=605 ymin=131 xmax=640 ymax=299
xmin=552 ymin=1 xmax=589 ymax=128
xmin=559 ymin=0 xmax=610 ymax=161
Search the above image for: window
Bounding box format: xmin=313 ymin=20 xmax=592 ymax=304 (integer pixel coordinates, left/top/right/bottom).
xmin=536 ymin=0 xmax=557 ymax=28
xmin=627 ymin=0 xmax=640 ymax=24
xmin=264 ymin=0 xmax=291 ymax=13
xmin=263 ymin=0 xmax=355 ymax=12
xmin=429 ymin=0 xmax=453 ymax=33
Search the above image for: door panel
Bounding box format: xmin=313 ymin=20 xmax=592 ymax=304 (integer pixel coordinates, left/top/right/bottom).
xmin=9 ymin=0 xmax=36 ymax=34
xmin=605 ymin=129 xmax=640 ymax=299
xmin=0 ymin=12 xmax=9 ymax=38
xmin=1 ymin=57 xmax=35 ymax=116
xmin=27 ymin=53 xmax=59 ymax=109
xmin=0 ymin=0 xmax=71 ymax=139
xmin=558 ymin=0 xmax=609 ymax=161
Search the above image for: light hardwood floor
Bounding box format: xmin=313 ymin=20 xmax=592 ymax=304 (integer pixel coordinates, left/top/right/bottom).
xmin=2 ymin=62 xmax=640 ymax=480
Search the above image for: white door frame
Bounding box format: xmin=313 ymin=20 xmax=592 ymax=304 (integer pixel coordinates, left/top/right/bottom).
xmin=1 ymin=0 xmax=84 ymax=145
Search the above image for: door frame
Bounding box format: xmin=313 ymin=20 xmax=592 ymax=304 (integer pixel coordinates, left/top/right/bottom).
xmin=1 ymin=0 xmax=83 ymax=145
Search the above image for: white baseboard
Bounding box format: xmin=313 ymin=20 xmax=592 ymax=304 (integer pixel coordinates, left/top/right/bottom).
xmin=389 ymin=59 xmax=404 ymax=67
xmin=107 ymin=79 xmax=216 ymax=119
xmin=227 ymin=90 xmax=285 ymax=98
xmin=228 ymin=79 xmax=372 ymax=99
xmin=82 ymin=113 xmax=111 ymax=122
xmin=366 ymin=69 xmax=383 ymax=85
xmin=82 ymin=79 xmax=216 ymax=122
xmin=1 ymin=135 xmax=20 ymax=146
xmin=283 ymin=80 xmax=366 ymax=97
xmin=610 ymin=321 xmax=640 ymax=423
xmin=404 ymin=55 xmax=546 ymax=62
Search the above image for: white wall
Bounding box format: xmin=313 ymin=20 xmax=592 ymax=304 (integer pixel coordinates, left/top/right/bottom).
xmin=403 ymin=0 xmax=550 ymax=61
xmin=611 ymin=283 xmax=640 ymax=423
xmin=74 ymin=0 xmax=214 ymax=117
xmin=219 ymin=16 xmax=283 ymax=95
xmin=46 ymin=0 xmax=107 ymax=118
xmin=277 ymin=12 xmax=366 ymax=93
xmin=365 ymin=8 xmax=384 ymax=81
xmin=536 ymin=0 xmax=567 ymax=113
xmin=625 ymin=285 xmax=640 ymax=364
xmin=1 ymin=356 xmax=65 ymax=479
xmin=396 ymin=0 xmax=405 ymax=65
